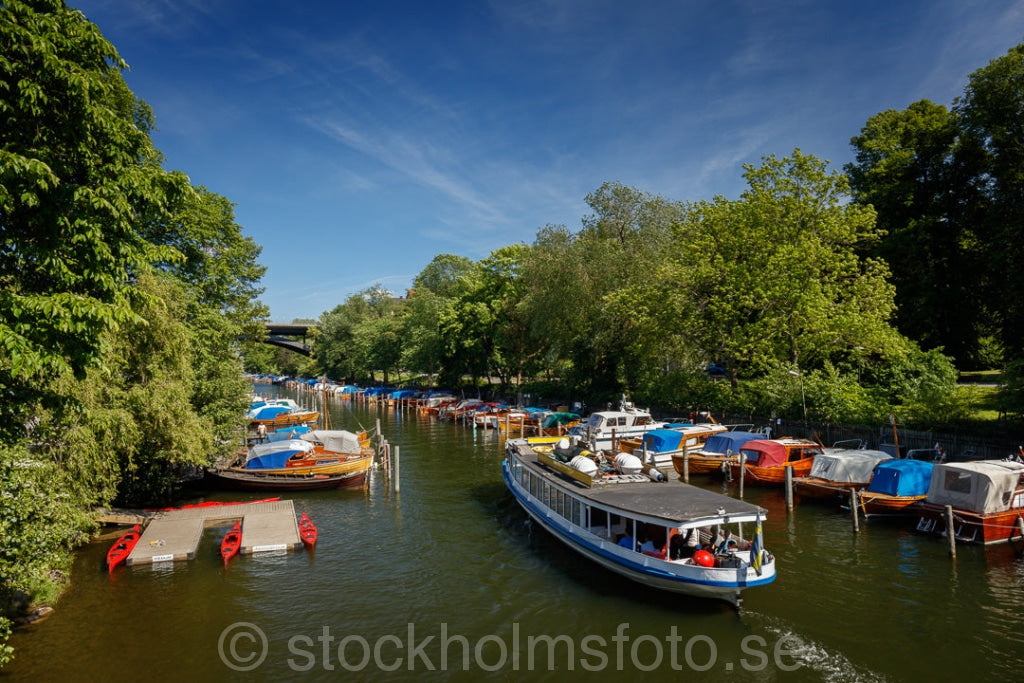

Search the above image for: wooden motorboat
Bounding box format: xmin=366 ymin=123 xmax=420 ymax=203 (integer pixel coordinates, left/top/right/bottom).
xmin=221 ymin=521 xmax=242 ymax=565
xmin=726 ymin=438 xmax=823 ymax=485
xmin=915 ymin=460 xmax=1024 ymax=544
xmin=854 ymin=458 xmax=935 ymax=516
xmin=106 ymin=524 xmax=142 ymax=572
xmin=299 ymin=512 xmax=318 ymax=548
xmin=204 ymin=467 xmax=369 ymax=491
xmin=793 ymin=449 xmax=892 ymax=501
xmin=670 ymin=430 xmax=762 ymax=476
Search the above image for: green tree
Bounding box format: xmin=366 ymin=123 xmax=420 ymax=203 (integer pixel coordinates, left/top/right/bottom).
xmin=667 ymin=150 xmax=902 ymax=386
xmin=955 ymin=43 xmax=1024 ymax=362
xmin=0 ymin=0 xmax=182 ymax=407
xmin=846 ymin=100 xmax=987 ymax=366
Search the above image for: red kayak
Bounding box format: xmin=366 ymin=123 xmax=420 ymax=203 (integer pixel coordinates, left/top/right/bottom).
xmin=106 ymin=524 xmax=142 ymax=572
xmin=147 ymin=496 xmax=280 ymax=512
xmin=221 ymin=521 xmax=242 ymax=565
xmin=299 ymin=512 xmax=318 ymax=548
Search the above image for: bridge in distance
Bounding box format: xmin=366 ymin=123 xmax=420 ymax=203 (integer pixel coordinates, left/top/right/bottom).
xmin=263 ymin=322 xmax=316 ymax=356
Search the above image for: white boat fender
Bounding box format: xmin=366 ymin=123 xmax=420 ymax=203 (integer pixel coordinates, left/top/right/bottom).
xmin=642 ymin=464 xmax=666 ymax=482
xmin=570 ymin=455 xmax=598 ymax=477
xmin=614 ymin=452 xmax=643 ymax=475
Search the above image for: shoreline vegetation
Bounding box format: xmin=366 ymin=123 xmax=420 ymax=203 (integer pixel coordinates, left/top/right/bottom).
xmin=4 ymin=1 xmax=1024 ymax=667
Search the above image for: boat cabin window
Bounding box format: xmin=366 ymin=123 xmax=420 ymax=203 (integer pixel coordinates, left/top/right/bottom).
xmin=586 ymin=415 xmax=605 ymax=428
xmin=614 ymin=416 xmax=627 ymax=427
xmin=943 ymin=470 xmax=973 ymax=494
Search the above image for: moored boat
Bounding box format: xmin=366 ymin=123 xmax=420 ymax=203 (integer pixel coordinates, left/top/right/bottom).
xmin=221 ymin=521 xmax=242 ymax=565
xmin=671 ymin=430 xmax=763 ymax=476
xmin=299 ymin=512 xmax=318 ymax=548
xmin=793 ymin=449 xmax=892 ymax=501
xmin=854 ymin=458 xmax=935 ymax=516
xmin=567 ymin=400 xmax=665 ymax=452
xmin=618 ymin=424 xmax=728 ymax=471
xmin=204 ymin=468 xmax=368 ymax=491
xmin=726 ymin=437 xmax=824 ymax=485
xmin=106 ymin=524 xmax=142 ymax=573
xmin=503 ymin=436 xmax=776 ymax=606
xmin=914 ymin=460 xmax=1024 ymax=544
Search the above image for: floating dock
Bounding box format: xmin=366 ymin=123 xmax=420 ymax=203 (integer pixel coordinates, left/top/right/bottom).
xmin=126 ymin=499 xmax=302 ymax=566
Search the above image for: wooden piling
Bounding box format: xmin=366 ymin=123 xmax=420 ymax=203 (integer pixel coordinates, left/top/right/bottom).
xmin=394 ymin=445 xmax=401 ymax=494
xmin=850 ymin=488 xmax=860 ymax=532
xmin=682 ymin=443 xmax=689 ymax=484
xmin=738 ymin=453 xmax=746 ymax=499
xmin=945 ymin=505 xmax=956 ymax=557
xmin=785 ymin=465 xmax=794 ymax=512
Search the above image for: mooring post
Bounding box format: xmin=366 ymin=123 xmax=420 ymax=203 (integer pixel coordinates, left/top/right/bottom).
xmin=394 ymin=445 xmax=400 ymax=495
xmin=785 ymin=465 xmax=794 ymax=512
xmin=738 ymin=453 xmax=746 ymax=499
xmin=945 ymin=505 xmax=956 ymax=557
xmin=850 ymin=488 xmax=860 ymax=532
xmin=683 ymin=442 xmax=689 ymax=484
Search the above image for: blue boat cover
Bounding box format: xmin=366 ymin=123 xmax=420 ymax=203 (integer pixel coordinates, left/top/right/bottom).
xmin=700 ymin=431 xmax=762 ymax=456
xmin=866 ymin=459 xmax=935 ymax=496
xmin=245 ymin=440 xmax=315 ymax=469
xmin=249 ymin=404 xmax=293 ymax=420
xmin=641 ymin=429 xmax=685 ymax=452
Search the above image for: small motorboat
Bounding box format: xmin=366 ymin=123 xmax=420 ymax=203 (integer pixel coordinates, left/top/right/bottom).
xmin=299 ymin=512 xmax=318 ymax=548
xmin=221 ymin=521 xmax=242 ymax=565
xmin=106 ymin=524 xmax=142 ymax=573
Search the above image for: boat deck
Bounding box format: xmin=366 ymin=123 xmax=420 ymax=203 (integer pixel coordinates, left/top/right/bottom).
xmin=508 ymin=439 xmax=766 ymax=524
xmin=126 ymin=499 xmax=302 ymax=565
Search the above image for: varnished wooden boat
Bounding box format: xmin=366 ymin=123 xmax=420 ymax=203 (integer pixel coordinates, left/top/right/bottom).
xmin=205 ymin=467 xmax=369 ymax=491
xmin=221 ymin=521 xmax=242 ymax=565
xmin=915 ymin=460 xmax=1024 ymax=544
xmin=853 ymin=458 xmax=935 ymax=516
xmin=299 ymin=512 xmax=318 ymax=548
xmin=106 ymin=524 xmax=142 ymax=572
xmin=726 ymin=438 xmax=823 ymax=485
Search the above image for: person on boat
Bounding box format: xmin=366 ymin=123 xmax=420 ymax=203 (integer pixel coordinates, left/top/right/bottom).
xmin=640 ymin=536 xmax=664 ymax=557
xmin=617 ymin=531 xmax=636 ymax=551
xmin=715 ymin=529 xmax=739 ymax=554
xmin=669 ymin=529 xmax=698 ymax=560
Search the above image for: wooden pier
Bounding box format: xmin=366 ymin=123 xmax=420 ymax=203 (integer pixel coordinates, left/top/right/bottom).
xmin=125 ymin=499 xmax=303 ymax=566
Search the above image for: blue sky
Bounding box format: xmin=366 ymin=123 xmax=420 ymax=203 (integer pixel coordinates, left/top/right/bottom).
xmin=71 ymin=0 xmax=1024 ymax=322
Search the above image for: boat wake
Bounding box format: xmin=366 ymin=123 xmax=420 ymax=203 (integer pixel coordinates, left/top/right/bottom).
xmin=744 ymin=611 xmax=890 ymax=682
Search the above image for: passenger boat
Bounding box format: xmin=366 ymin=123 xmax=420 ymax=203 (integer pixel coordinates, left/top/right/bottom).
xmin=854 ymin=459 xmax=935 ymax=516
xmin=567 ymin=400 xmax=665 ymax=452
xmin=617 ymin=424 xmax=728 ymax=471
xmin=503 ymin=436 xmax=776 ymax=606
xmin=106 ymin=524 xmax=142 ymax=572
xmin=914 ymin=460 xmax=1024 ymax=544
xmin=792 ymin=449 xmax=892 ymax=501
xmin=726 ymin=438 xmax=824 ymax=485
xmin=299 ymin=512 xmax=318 ymax=548
xmin=221 ymin=521 xmax=242 ymax=565
xmin=671 ymin=430 xmax=762 ymax=476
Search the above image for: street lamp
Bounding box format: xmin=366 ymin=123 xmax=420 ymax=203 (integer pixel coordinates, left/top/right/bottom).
xmin=788 ymin=369 xmax=807 ymax=422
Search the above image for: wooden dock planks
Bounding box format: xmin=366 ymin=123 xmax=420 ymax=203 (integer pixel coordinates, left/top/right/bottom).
xmin=125 ymin=499 xmax=301 ymax=566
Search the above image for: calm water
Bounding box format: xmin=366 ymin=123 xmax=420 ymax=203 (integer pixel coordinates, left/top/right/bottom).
xmin=6 ymin=387 xmax=1024 ymax=681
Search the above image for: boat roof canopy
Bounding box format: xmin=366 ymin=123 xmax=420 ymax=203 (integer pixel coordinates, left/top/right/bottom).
xmin=807 ymin=449 xmax=891 ymax=484
xmin=925 ymin=460 xmax=1024 ymax=513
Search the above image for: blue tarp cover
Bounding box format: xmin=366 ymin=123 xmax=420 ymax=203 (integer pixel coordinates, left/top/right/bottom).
xmin=866 ymin=459 xmax=935 ymax=496
xmin=699 ymin=431 xmax=762 ymax=456
xmin=641 ymin=429 xmax=685 ymax=452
